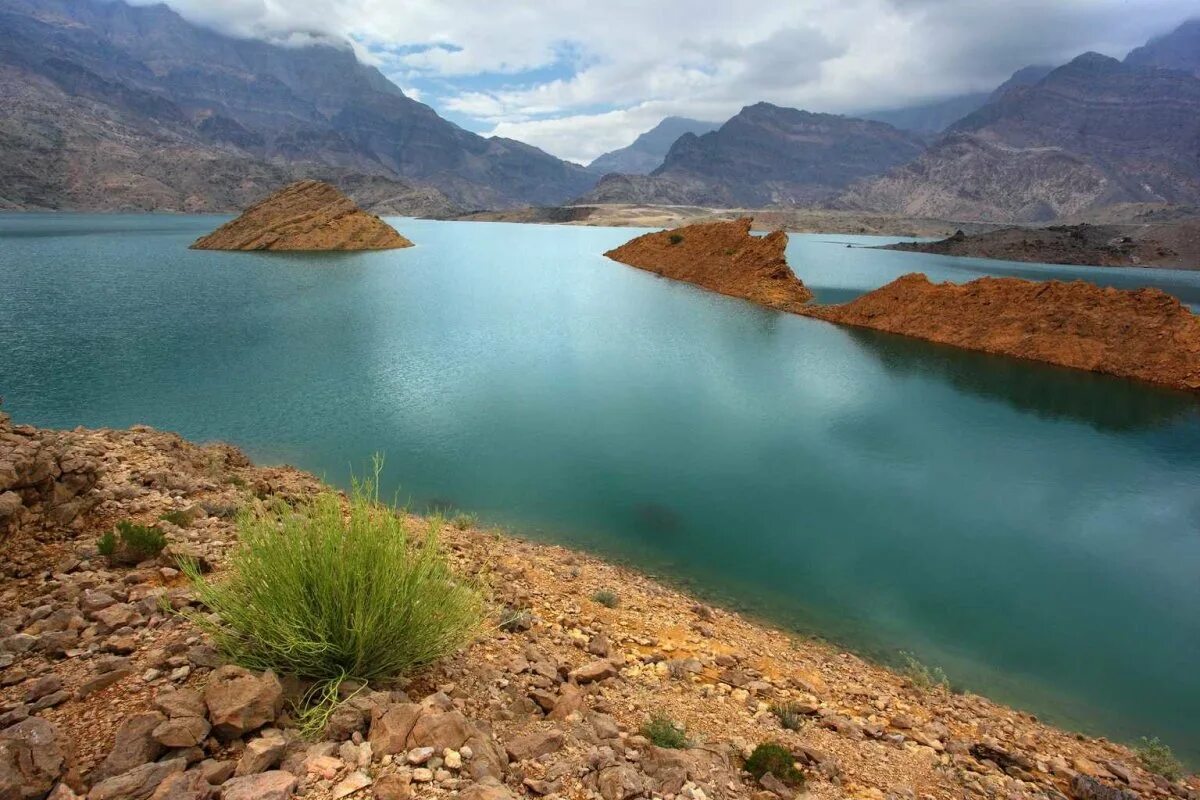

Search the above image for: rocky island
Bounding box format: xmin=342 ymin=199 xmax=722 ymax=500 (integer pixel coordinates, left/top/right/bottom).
xmin=806 ymin=275 xmax=1200 ymax=392
xmin=605 ymin=220 xmax=1200 ymax=392
xmin=604 ymin=218 xmax=813 ymax=311
xmin=191 ymin=181 xmax=414 ymax=252
xmin=1 ymin=410 xmax=1196 ymax=800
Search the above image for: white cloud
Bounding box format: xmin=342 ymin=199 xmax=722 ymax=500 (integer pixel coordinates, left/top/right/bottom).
xmin=137 ymin=0 xmax=1198 ymax=164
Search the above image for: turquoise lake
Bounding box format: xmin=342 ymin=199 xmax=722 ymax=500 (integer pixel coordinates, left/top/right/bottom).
xmin=2 ymin=214 xmax=1199 ymax=763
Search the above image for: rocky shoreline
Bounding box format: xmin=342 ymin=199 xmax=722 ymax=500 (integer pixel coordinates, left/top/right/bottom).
xmin=2 ymin=413 xmax=1197 ymax=800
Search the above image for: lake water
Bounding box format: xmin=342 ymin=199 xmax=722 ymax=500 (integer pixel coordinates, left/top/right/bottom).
xmin=2 ymin=214 xmax=1199 ymax=764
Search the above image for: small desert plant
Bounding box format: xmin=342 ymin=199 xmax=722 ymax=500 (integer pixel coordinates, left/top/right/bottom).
xmin=450 ymin=512 xmax=477 ymax=531
xmin=183 ymin=461 xmax=483 ymax=695
xmin=1136 ymin=737 xmax=1184 ymax=781
xmin=641 ymin=713 xmax=689 ymax=749
xmin=668 ymin=233 xmax=684 ymax=245
xmin=99 ymin=520 xmax=168 ymax=565
xmin=160 ymin=507 xmax=198 ymax=527
xmin=770 ymin=701 xmax=809 ymax=732
xmin=592 ymin=588 xmax=620 ymax=608
xmin=744 ymin=742 xmax=804 ymax=787
xmin=900 ymin=651 xmax=949 ymax=690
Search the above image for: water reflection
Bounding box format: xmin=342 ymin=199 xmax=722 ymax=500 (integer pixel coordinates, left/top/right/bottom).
xmin=844 ymin=326 xmax=1199 ymax=432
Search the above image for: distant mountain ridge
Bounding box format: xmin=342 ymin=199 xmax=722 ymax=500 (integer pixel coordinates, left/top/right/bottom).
xmin=580 ymin=103 xmax=926 ymax=207
xmin=0 ymin=0 xmax=596 ymax=211
xmin=841 ymin=50 xmax=1200 ymax=221
xmin=1125 ymin=18 xmax=1200 ymax=76
xmin=588 ymin=117 xmax=720 ymax=175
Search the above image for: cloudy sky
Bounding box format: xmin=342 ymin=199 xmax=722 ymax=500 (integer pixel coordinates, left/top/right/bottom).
xmin=137 ymin=0 xmax=1195 ymax=164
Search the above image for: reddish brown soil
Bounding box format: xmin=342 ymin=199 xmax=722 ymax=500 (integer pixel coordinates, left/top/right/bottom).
xmin=191 ymin=180 xmax=413 ymax=251
xmin=804 ymin=273 xmax=1200 ymax=391
xmin=604 ymin=217 xmax=813 ymax=310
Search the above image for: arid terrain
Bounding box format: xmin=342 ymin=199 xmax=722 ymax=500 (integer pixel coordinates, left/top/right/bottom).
xmin=2 ymin=412 xmax=1197 ymax=800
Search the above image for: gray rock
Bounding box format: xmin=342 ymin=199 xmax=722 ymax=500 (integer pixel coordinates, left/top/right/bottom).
xmin=596 ymin=765 xmax=646 ymax=800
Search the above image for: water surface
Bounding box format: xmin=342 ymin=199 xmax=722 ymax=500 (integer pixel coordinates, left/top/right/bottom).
xmin=2 ymin=214 xmax=1198 ymax=763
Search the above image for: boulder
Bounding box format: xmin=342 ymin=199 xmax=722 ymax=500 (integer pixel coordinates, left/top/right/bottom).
xmin=372 ymin=773 xmax=413 ymax=800
xmin=152 ymin=717 xmax=211 ymax=748
xmin=154 ymin=690 xmax=206 ymax=719
xmin=203 ymin=666 xmax=282 ymax=739
xmin=148 ymin=770 xmax=216 ymax=800
xmin=596 ymin=765 xmax=646 ymax=800
xmin=87 ymin=759 xmax=186 ymax=800
xmin=95 ymin=712 xmax=167 ymax=780
xmin=407 ymin=711 xmax=473 ymax=752
xmin=458 ymin=778 xmax=517 ymax=800
xmin=234 ymin=732 xmax=286 ymax=776
xmin=505 ymin=729 xmax=565 ymax=762
xmin=569 ymin=660 xmax=618 ymax=685
xmin=218 ymin=771 xmax=296 ymax=800
xmin=0 ymin=717 xmax=71 ymax=800
xmin=368 ymin=704 xmax=424 ymax=755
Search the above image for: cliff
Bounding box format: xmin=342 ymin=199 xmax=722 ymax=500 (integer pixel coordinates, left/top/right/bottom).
xmin=805 ymin=274 xmax=1200 ymax=392
xmin=191 ymin=181 xmax=413 ymax=251
xmin=604 ymin=218 xmax=813 ymax=310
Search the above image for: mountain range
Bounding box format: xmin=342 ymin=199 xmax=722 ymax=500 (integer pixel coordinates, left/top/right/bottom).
xmin=1 ymin=0 xmax=1197 ymax=224
xmin=0 ymin=0 xmax=595 ymax=212
xmin=587 ymin=117 xmax=719 ymax=175
xmin=580 ymin=103 xmax=926 ymax=207
xmin=840 ymin=50 xmax=1200 ymax=221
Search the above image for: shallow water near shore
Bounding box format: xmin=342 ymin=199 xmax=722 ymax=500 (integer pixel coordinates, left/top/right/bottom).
xmin=3 ymin=213 xmax=1200 ymax=764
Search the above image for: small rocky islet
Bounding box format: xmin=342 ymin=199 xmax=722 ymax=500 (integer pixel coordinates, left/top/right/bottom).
xmin=191 ymin=181 xmax=413 ymax=252
xmin=2 ymin=412 xmax=1197 ymax=800
xmin=605 ymin=219 xmax=1200 ymax=392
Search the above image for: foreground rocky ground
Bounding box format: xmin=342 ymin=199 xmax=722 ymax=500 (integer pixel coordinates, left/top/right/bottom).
xmin=2 ymin=412 xmax=1197 ymax=800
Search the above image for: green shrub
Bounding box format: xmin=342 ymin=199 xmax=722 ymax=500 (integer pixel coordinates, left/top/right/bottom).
xmin=99 ymin=520 xmax=167 ymax=565
xmin=450 ymin=513 xmax=477 ymax=531
xmin=770 ymin=701 xmax=809 ymax=731
xmin=744 ymin=742 xmax=804 ymax=786
xmin=900 ymin=651 xmax=949 ymax=690
xmin=641 ymin=714 xmax=689 ymax=749
xmin=668 ymin=233 xmax=684 ymax=245
xmin=592 ymin=589 xmax=620 ymax=608
xmin=183 ymin=467 xmax=483 ymax=689
xmin=1136 ymin=737 xmax=1183 ymax=781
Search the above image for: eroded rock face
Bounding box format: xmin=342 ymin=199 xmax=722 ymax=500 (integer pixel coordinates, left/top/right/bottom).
xmin=604 ymin=218 xmax=813 ymax=311
xmin=190 ymin=181 xmax=414 ymax=252
xmin=805 ymin=273 xmax=1200 ymax=391
xmin=0 ymin=413 xmax=101 ymax=542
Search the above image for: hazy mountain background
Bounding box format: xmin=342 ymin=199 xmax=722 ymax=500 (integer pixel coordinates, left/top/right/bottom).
xmin=587 ymin=117 xmax=719 ymax=175
xmin=1 ymin=0 xmax=1197 ymax=224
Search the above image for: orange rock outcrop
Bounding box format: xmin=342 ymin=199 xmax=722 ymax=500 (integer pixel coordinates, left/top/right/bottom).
xmin=191 ymin=180 xmax=413 ymax=251
xmin=804 ymin=273 xmax=1200 ymax=391
xmin=604 ymin=218 xmax=813 ymax=311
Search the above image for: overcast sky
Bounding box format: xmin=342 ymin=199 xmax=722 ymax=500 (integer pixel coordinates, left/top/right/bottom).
xmin=135 ymin=0 xmax=1196 ymax=164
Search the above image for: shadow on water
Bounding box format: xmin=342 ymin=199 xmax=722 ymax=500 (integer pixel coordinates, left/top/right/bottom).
xmin=843 ymin=326 xmax=1200 ymax=432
